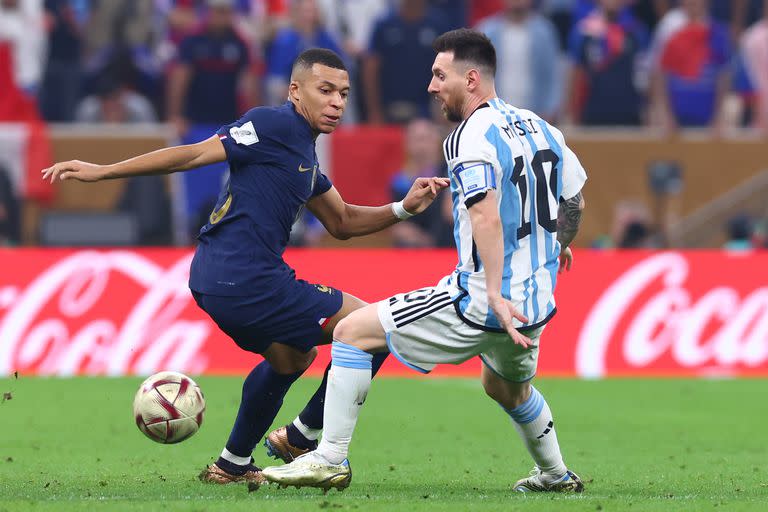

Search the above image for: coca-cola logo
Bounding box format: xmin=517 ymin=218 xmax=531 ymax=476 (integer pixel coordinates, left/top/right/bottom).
xmin=0 ymin=251 xmax=210 ymax=376
xmin=576 ymin=252 xmax=768 ymax=377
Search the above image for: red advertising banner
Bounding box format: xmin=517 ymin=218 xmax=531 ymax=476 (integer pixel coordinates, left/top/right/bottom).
xmin=0 ymin=249 xmax=766 ymax=378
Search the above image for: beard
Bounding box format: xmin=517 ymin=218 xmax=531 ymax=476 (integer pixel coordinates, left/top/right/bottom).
xmin=443 ymin=102 xmax=463 ymax=123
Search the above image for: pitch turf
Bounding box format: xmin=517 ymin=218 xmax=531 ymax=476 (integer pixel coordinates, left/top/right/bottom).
xmin=0 ymin=376 xmax=765 ymax=511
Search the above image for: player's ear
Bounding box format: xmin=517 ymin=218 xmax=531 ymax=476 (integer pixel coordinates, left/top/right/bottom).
xmin=289 ymin=80 xmax=300 ymax=102
xmin=466 ymin=69 xmax=480 ymax=91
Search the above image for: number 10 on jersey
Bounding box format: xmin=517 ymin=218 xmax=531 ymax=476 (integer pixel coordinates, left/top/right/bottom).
xmin=509 ymin=149 xmax=560 ymax=241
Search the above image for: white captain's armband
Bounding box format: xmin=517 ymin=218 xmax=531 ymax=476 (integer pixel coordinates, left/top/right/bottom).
xmin=453 ymin=162 xmax=496 ymax=206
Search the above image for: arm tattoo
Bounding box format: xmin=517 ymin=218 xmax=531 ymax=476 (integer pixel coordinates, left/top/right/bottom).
xmin=557 ymin=192 xmax=584 ymax=249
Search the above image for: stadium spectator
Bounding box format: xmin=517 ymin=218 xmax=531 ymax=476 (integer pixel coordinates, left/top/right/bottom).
xmin=608 ymin=199 xmax=653 ymax=247
xmin=75 ymin=80 xmax=156 ymax=123
xmin=469 ymin=0 xmax=504 ymax=26
xmin=80 ymin=0 xmax=164 ymax=111
xmin=167 ymin=0 xmax=257 ymax=240
xmin=0 ymin=0 xmax=46 ymax=94
xmin=723 ymin=213 xmax=755 ymax=250
xmin=316 ymin=0 xmax=389 ymax=59
xmin=316 ymin=0 xmax=390 ymax=122
xmin=363 ymin=0 xmax=450 ymax=124
xmin=38 ymin=0 xmax=85 ymax=122
xmin=0 ymin=41 xmax=54 ymax=243
xmin=0 ymin=165 xmax=21 ymax=246
xmin=618 ymin=219 xmax=655 ymax=247
xmin=740 ymin=0 xmax=768 ymax=133
xmin=710 ymin=0 xmax=763 ymax=40
xmin=389 ymin=118 xmax=453 ymax=248
xmin=652 ymin=0 xmax=731 ymax=133
xmin=264 ymin=0 xmax=345 ymax=106
xmin=430 ymin=0 xmax=469 ymax=30
xmin=82 ymin=0 xmax=156 ymax=60
xmin=540 ymin=0 xmax=577 ymax=49
xmin=75 ymin=62 xmax=157 ymax=123
xmin=476 ymin=0 xmax=563 ymax=119
xmin=168 ymin=0 xmax=256 ymax=133
xmin=566 ymin=0 xmax=649 ymax=126
xmin=630 ymin=0 xmax=673 ymax=32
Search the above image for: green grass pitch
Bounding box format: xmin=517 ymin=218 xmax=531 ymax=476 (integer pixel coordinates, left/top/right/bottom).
xmin=0 ymin=376 xmax=765 ymax=511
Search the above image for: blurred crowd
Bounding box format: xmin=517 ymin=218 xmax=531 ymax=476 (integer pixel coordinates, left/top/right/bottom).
xmin=1 ymin=0 xmax=767 ymax=249
xmin=0 ymin=0 xmax=766 ymax=133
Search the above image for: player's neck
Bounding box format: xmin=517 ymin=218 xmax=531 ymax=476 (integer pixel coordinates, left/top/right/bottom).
xmin=462 ymin=90 xmax=496 ymax=120
xmin=291 ymin=99 xmax=321 ymax=139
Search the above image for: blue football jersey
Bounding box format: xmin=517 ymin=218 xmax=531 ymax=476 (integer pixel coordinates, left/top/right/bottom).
xmin=189 ymin=102 xmax=332 ymax=296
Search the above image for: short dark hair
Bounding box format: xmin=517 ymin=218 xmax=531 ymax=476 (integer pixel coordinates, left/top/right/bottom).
xmin=432 ymin=29 xmax=496 ymax=77
xmin=292 ymin=48 xmax=347 ymax=76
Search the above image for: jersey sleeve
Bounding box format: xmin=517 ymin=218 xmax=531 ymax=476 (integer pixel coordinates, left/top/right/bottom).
xmin=216 ymin=108 xmax=286 ymax=167
xmin=446 ymin=115 xmax=501 ymax=208
xmin=549 ymin=125 xmax=587 ymax=200
xmin=311 ymin=171 xmax=332 ymax=197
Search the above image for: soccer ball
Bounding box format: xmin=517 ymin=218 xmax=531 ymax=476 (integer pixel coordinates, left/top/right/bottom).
xmin=133 ymin=371 xmax=205 ymax=444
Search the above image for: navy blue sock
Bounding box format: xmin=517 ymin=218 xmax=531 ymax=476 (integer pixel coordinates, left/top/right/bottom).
xmin=215 ymin=456 xmax=258 ymax=475
xmin=225 ymin=360 xmax=303 ymax=459
xmin=293 ymin=351 xmax=388 ymax=436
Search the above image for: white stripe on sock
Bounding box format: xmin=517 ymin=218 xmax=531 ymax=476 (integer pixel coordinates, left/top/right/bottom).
xmin=220 ymin=448 xmax=251 ymax=466
xmin=292 ymin=417 xmax=322 ymax=441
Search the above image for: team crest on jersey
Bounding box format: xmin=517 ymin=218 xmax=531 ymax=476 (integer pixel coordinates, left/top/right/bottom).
xmin=229 ymin=121 xmax=259 ymax=146
xmin=315 ymin=284 xmax=334 ymax=295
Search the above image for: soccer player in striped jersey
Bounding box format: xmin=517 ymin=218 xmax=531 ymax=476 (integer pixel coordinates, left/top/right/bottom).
xmin=262 ymin=29 xmax=587 ymax=493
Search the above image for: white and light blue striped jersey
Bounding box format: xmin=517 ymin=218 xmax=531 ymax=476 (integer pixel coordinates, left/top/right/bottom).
xmin=443 ymin=98 xmax=587 ymax=332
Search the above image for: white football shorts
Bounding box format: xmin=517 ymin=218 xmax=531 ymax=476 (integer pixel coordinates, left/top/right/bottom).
xmin=376 ymin=276 xmax=544 ymax=382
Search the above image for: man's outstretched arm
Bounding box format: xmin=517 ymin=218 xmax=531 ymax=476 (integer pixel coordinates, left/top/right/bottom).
xmin=42 ymin=135 xmax=227 ymax=183
xmin=307 ymin=177 xmax=449 ymax=240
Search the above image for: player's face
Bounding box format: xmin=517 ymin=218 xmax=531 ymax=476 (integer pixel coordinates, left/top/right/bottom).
xmin=428 ymin=52 xmax=467 ymax=123
xmin=292 ymin=64 xmax=350 ymax=134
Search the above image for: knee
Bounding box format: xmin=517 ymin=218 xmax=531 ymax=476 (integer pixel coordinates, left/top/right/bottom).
xmin=482 ymin=374 xmax=530 ymax=410
xmin=333 ymin=316 xmax=358 ymax=345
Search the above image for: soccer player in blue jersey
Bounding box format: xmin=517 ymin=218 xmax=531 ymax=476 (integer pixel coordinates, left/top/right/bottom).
xmin=42 ymin=48 xmax=449 ymax=484
xmin=262 ymin=29 xmax=587 ymax=493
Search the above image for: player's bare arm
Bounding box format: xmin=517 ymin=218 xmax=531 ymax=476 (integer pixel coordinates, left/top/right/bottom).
xmin=307 ymin=177 xmax=449 ymax=240
xmin=467 ymin=189 xmax=531 ymax=348
xmin=41 ymin=135 xmax=227 ymax=183
xmin=556 ymin=191 xmax=585 ymax=273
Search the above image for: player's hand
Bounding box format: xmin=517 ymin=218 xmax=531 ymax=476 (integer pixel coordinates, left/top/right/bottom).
xmin=402 ymin=177 xmax=450 ymax=215
xmin=488 ymin=295 xmax=531 ymax=348
xmin=41 ymin=160 xmax=107 ymax=183
xmin=558 ymin=246 xmax=573 ymax=274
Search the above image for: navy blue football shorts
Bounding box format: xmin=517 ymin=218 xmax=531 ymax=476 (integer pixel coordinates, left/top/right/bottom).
xmin=191 ymin=279 xmax=344 ymax=354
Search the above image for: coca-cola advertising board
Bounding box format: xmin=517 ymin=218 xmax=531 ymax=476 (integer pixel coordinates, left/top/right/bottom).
xmin=0 ymin=249 xmax=765 ymax=378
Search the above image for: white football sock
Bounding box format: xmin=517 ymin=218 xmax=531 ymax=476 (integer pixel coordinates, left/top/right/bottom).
xmin=506 ymin=386 xmax=567 ymax=477
xmin=292 ymin=418 xmax=321 ymax=441
xmin=315 ymin=341 xmax=372 ymax=465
